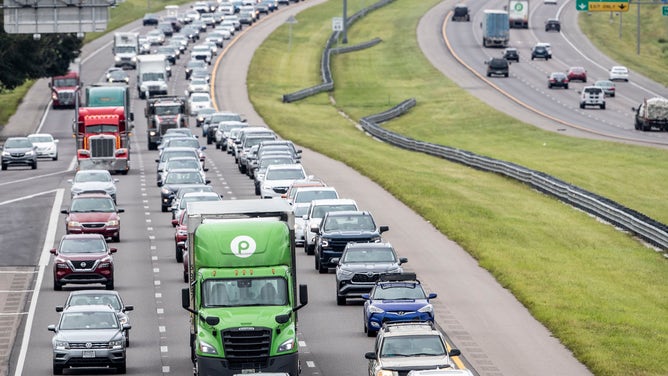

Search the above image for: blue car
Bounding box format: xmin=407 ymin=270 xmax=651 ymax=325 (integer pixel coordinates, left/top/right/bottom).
xmin=362 ymin=274 xmax=437 ymax=337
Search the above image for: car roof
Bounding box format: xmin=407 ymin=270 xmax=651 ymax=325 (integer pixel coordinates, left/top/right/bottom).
xmin=61 ymin=233 xmax=106 ymax=240
xmin=295 ymin=186 xmax=337 ymax=193
xmin=61 ymin=304 xmax=116 ymax=313
xmin=68 ymin=289 xmax=119 ymax=297
xmin=72 ymin=192 xmax=113 ymax=199
xmin=265 ymin=163 xmax=304 ymax=170
xmin=310 ymin=198 xmax=357 ymax=206
xmin=325 ymin=210 xmax=372 ymax=217
xmin=182 ymin=191 xmax=219 ymax=198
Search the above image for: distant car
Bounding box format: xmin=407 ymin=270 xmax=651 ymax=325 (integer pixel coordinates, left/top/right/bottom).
xmin=187 ymin=92 xmax=213 ymax=116
xmin=485 ymin=57 xmax=509 ymax=77
xmin=545 ymin=18 xmax=561 ymax=32
xmin=50 ymin=233 xmax=116 ymax=290
xmin=142 ymin=12 xmax=159 ymax=26
xmin=69 ymin=169 xmax=119 ymax=202
xmin=609 ymin=65 xmax=629 ymax=81
xmin=408 ymin=369 xmax=475 ymax=376
xmin=185 ymin=78 xmax=210 ymax=96
xmin=185 ymin=59 xmax=207 ymax=80
xmin=61 ymin=193 xmax=124 ymax=242
xmin=567 ymin=66 xmax=587 ymax=82
xmin=303 ymin=198 xmax=359 ymax=255
xmin=157 ymin=21 xmax=175 ymax=37
xmin=158 ymin=156 xmax=206 ymax=188
xmin=594 ymin=79 xmax=616 ymax=97
xmin=334 ymin=242 xmax=406 ymax=305
xmin=531 ymin=44 xmax=550 ymax=60
xmin=579 ymin=86 xmax=606 ymax=109
xmin=535 ymin=42 xmax=552 ymax=58
xmin=172 ymin=191 xmax=222 ymax=228
xmin=48 ymin=304 xmax=128 ymax=374
xmin=146 ymin=29 xmax=165 ymax=45
xmin=1 ymin=136 xmax=37 ymax=170
xmin=57 ymin=290 xmax=134 ymax=346
xmin=259 ymin=163 xmax=307 ymax=199
xmin=169 ymin=184 xmax=215 ymax=222
xmin=547 ymin=72 xmax=569 ymax=89
xmin=451 ymin=4 xmax=470 ymax=21
xmin=158 ymin=168 xmax=211 ymax=212
xmin=362 ymin=273 xmax=437 ymax=337
xmin=502 ymin=47 xmax=519 ymax=62
xmin=155 ymin=45 xmax=178 ymax=64
xmin=27 ymin=133 xmax=59 ymax=160
xmin=106 ymin=69 xmax=130 ymax=84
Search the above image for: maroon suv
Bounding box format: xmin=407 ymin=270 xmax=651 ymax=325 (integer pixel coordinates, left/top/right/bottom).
xmin=61 ymin=192 xmax=124 ymax=242
xmin=50 ymin=234 xmax=116 ymax=290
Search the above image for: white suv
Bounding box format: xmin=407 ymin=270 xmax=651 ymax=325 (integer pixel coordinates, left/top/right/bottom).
xmin=259 ymin=164 xmax=306 ymax=199
xmin=579 ymin=86 xmax=606 ymax=110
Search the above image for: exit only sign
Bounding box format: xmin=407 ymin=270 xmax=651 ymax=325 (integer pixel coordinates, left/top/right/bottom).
xmin=664 ymin=5 xmax=668 ymax=16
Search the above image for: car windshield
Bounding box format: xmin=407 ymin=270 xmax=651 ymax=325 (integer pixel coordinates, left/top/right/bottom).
xmin=294 ymin=190 xmax=338 ymax=203
xmin=324 ymin=215 xmax=375 ymax=231
xmin=192 ymin=95 xmax=210 ymax=102
xmin=380 ymin=335 xmax=445 ymax=357
xmin=372 ymin=284 xmax=427 ymax=300
xmin=69 ymin=294 xmax=121 ymax=310
xmin=166 ymin=159 xmax=201 ymax=170
xmin=4 ymin=138 xmax=32 ymax=148
xmin=165 ymin=171 xmax=204 ymax=184
xmin=342 ymin=248 xmax=396 ymax=263
xmin=59 ymin=311 xmax=119 ymax=330
xmin=265 ymin=168 xmax=305 ymax=181
xmin=75 ymin=171 xmax=111 ymax=183
xmin=180 ymin=194 xmax=219 ymax=209
xmin=312 ymin=204 xmax=357 ymax=219
xmin=59 ymin=238 xmax=107 ymax=254
xmin=294 ymin=205 xmax=309 ymax=217
xmin=165 ymin=139 xmax=200 ymax=149
xmin=202 ymin=277 xmax=288 ymax=307
xmin=162 ymin=150 xmax=198 ymax=162
xmin=259 ymin=157 xmax=293 ymax=168
xmin=70 ymin=197 xmax=115 ymax=212
xmin=27 ymin=135 xmax=53 ymax=143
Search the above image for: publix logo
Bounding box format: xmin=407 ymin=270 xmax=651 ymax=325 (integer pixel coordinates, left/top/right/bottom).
xmin=230 ymin=235 xmax=256 ymax=258
xmin=514 ymin=2 xmax=523 ymax=11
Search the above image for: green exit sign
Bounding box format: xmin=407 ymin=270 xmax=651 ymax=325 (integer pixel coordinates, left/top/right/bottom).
xmin=663 ymin=5 xmax=668 ymax=16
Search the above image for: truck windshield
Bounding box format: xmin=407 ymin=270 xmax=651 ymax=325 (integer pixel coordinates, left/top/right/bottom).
xmin=53 ymin=78 xmax=78 ymax=87
xmin=202 ymin=278 xmax=288 ymax=307
xmin=115 ymin=46 xmax=136 ymax=53
xmin=155 ymin=105 xmax=182 ymax=115
xmin=86 ymin=125 xmax=119 ymax=134
xmin=143 ymin=72 xmax=165 ymax=82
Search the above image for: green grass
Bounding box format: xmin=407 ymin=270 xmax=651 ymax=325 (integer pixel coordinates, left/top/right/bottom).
xmin=248 ymin=0 xmax=668 ymax=375
xmin=0 ymin=80 xmax=33 ymax=126
xmin=578 ymin=6 xmax=668 ymax=86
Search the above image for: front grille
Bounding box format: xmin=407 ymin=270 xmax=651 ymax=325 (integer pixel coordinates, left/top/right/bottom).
xmin=272 ymin=187 xmax=288 ymax=194
xmin=160 ymin=123 xmax=177 ymax=134
xmin=10 ymin=153 xmax=25 ymax=157
xmin=70 ymin=342 xmax=108 ymax=349
xmin=222 ymin=327 xmax=271 ymax=370
xmin=148 ymin=85 xmax=160 ymax=91
xmin=90 ymin=138 xmax=115 ymax=158
xmin=352 ymin=273 xmax=381 ymax=283
xmin=71 ymin=260 xmax=97 ymax=270
xmin=82 ymin=223 xmax=105 ymax=229
xmin=327 ymin=238 xmax=372 ymax=252
xmin=58 ymin=91 xmax=75 ymax=103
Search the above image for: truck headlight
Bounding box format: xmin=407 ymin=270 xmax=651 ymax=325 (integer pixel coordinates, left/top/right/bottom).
xmin=54 ymin=340 xmax=69 ymax=350
xmin=277 ymin=338 xmax=295 ymax=353
xmin=198 ymin=340 xmax=218 ymax=354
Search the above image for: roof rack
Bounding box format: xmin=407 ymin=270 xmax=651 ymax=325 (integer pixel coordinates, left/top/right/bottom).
xmin=378 ymin=272 xmax=418 ymax=282
xmin=381 ymin=320 xmax=435 ymax=331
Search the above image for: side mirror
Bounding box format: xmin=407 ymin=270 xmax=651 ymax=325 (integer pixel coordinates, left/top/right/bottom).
xmin=379 ymin=225 xmax=389 ymax=233
xmin=399 ymin=257 xmax=408 ymax=264
xmin=55 ymin=306 xmax=64 ymax=312
xmin=110 ymin=248 xmax=118 ymax=253
xmin=331 ymin=257 xmax=340 ymax=265
xmin=60 ymin=209 xmax=69 ymax=214
xmin=124 ymin=305 xmax=134 ymax=312
xmin=427 ymin=293 xmax=438 ymax=300
xmin=205 ymin=180 xmax=211 ymax=185
xmin=171 ymin=219 xmax=178 ymax=226
xmin=364 ymin=352 xmax=376 ymax=360
xmin=48 ymin=324 xmax=56 ymax=332
xmin=117 ymin=208 xmax=125 ymax=213
xmin=50 ymin=248 xmax=57 ymax=255
xmin=448 ymin=349 xmax=461 ymax=357
xmin=123 ymin=324 xmax=132 ymax=331
xmin=310 ymin=226 xmax=319 ymax=234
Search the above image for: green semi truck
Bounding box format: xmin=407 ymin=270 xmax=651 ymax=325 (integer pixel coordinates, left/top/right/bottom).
xmin=181 ymin=199 xmax=308 ymax=376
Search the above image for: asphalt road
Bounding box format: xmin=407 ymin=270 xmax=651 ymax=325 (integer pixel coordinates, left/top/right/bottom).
xmin=6 ymin=0 xmax=663 ymax=375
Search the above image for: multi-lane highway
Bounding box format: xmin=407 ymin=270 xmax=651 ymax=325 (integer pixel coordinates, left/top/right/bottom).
xmin=6 ymin=0 xmax=664 ymax=375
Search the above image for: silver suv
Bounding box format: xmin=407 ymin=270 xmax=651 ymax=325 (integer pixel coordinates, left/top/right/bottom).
xmin=365 ymin=322 xmax=461 ymax=376
xmin=579 ymin=86 xmax=606 ymax=109
xmin=334 ymin=242 xmax=407 ymax=305
xmin=49 ymin=304 xmax=130 ymax=374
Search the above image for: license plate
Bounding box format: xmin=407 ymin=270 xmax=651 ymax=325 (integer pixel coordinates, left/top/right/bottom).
xmin=241 ymin=369 xmax=256 ymax=374
xmin=82 ymin=350 xmax=95 ymax=358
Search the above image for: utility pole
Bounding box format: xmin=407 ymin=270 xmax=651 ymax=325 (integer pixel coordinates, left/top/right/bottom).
xmin=342 ymin=0 xmax=348 ymax=44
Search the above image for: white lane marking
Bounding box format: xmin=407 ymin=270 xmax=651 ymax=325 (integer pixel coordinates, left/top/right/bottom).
xmin=159 ymin=326 xmax=166 ymax=333
xmin=161 ymin=346 xmax=168 ymax=353
xmin=153 ymin=268 xmax=160 ymax=273
xmin=162 ymin=366 xmax=170 ymax=373
xmin=306 ymin=361 xmax=315 ymax=368
xmin=155 ymin=292 xmax=162 ymax=298
xmin=13 ymin=188 xmax=64 ymax=376
xmin=157 ymin=308 xmax=164 ymax=314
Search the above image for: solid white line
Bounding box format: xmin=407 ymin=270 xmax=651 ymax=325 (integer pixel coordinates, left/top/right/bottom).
xmin=13 ymin=188 xmax=64 ymax=376
xmin=0 ymin=189 xmax=60 ymax=206
xmin=0 ymin=170 xmax=71 ymax=187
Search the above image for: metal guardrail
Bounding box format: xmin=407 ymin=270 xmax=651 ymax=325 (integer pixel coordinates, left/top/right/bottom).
xmin=360 ymin=99 xmax=668 ymax=255
xmin=281 ymin=0 xmax=394 ymax=103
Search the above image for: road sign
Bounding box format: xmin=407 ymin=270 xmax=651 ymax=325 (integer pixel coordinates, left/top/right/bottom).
xmin=575 ymin=0 xmax=629 ymax=12
xmin=3 ymin=0 xmax=113 ymax=34
xmin=663 ymin=5 xmax=668 ymax=16
xmin=332 ymin=17 xmax=343 ymax=32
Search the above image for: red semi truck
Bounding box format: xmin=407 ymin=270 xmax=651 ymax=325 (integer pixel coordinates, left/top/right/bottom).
xmin=49 ymin=71 xmax=81 ymax=109
xmin=74 ymin=84 xmax=134 ymax=174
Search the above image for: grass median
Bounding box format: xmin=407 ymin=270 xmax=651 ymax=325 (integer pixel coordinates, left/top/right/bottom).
xmin=248 ymin=0 xmax=668 ymax=375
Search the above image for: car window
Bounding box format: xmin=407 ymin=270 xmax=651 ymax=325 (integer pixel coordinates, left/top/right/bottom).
xmin=373 ymin=285 xmax=427 ymax=299
xmin=60 ymin=311 xmax=118 ymax=330
xmin=294 ymin=190 xmax=338 ymax=203
xmin=59 ymin=238 xmax=107 ymax=254
xmin=75 ymin=171 xmax=111 ymax=183
xmin=70 ymin=197 xmax=115 ymax=212
xmin=4 ymin=138 xmax=32 ymax=148
xmin=71 ymin=294 xmax=122 ymax=310
xmin=265 ymin=168 xmax=305 ymax=181
xmin=343 ymin=248 xmax=396 ymax=263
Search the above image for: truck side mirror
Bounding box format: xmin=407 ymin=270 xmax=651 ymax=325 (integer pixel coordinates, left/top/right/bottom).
xmin=299 ymin=284 xmax=308 ymax=306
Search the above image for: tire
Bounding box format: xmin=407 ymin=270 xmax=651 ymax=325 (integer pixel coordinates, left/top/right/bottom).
xmin=125 ymin=331 xmax=130 ymax=347
xmin=1 ymin=164 xmax=6 ymax=170
xmin=580 ymin=103 xmax=585 ymax=109
xmin=120 ymin=170 xmax=128 ymax=176
xmin=531 ymin=56 xmax=534 ymax=60
xmin=336 ymin=295 xmax=346 ymax=306
xmin=548 ymin=84 xmax=552 ymax=89
xmin=367 ymin=328 xmax=376 ymax=337
xmin=162 ymin=205 xmax=168 ymax=213
xmin=31 ymin=161 xmax=37 ymax=169
xmin=306 ymin=244 xmax=315 ymax=256
xmin=504 ymin=73 xmax=508 ymax=78
xmin=176 ymin=245 xmax=183 ymax=263
xmin=53 ymin=363 xmax=63 ymax=375
xmin=54 ymin=278 xmax=62 ymax=291
xmin=116 ymin=360 xmax=127 ymax=374
xmin=106 ymin=280 xmax=115 ymax=290
xmin=52 ymin=154 xmax=58 ymax=161
xmin=601 ymin=103 xmax=606 ymax=110
xmin=314 ymin=254 xmax=319 ymax=270
xmin=254 ymin=185 xmax=260 ymax=196
xmin=564 ymin=85 xmax=568 ymax=89
xmin=112 ymin=233 xmax=120 ymax=242
xmin=183 ymin=270 xmax=188 ymax=283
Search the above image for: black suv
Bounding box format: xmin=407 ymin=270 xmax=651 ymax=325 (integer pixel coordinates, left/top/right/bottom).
xmin=485 ymin=58 xmax=509 ymax=77
xmin=545 ymin=18 xmax=561 ymax=32
xmin=502 ymin=47 xmax=519 ymax=62
xmin=451 ymin=4 xmax=470 ymax=21
xmin=531 ymin=45 xmax=550 ymax=60
xmin=312 ymin=211 xmax=389 ymax=274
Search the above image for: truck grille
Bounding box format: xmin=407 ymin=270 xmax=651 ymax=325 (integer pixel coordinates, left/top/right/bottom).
xmin=58 ymin=91 xmax=75 ymax=103
xmin=159 ymin=123 xmax=177 ymax=134
xmin=90 ymin=138 xmax=115 ymax=158
xmin=221 ymin=327 xmax=271 ymax=369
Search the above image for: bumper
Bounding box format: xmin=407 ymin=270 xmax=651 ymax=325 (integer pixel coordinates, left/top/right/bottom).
xmin=1 ymin=156 xmax=36 ymax=166
xmin=337 ymin=281 xmax=374 ymax=297
xmin=367 ymin=312 xmax=434 ymax=331
xmin=196 ymin=352 xmax=299 ymax=376
xmin=78 ymin=159 xmax=129 ymax=173
xmin=53 ymin=348 xmax=125 ymax=368
xmin=56 ymin=271 xmax=113 ymax=286
xmin=66 ymin=226 xmax=120 ymax=239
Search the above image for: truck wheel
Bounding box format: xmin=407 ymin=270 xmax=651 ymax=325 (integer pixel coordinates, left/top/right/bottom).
xmin=53 ymin=363 xmax=63 ymax=375
xmin=176 ymin=245 xmax=183 ymax=263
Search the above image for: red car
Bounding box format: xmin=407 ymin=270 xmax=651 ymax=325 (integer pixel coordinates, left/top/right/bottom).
xmin=61 ymin=192 xmax=124 ymax=242
xmin=567 ymin=66 xmax=587 ymax=82
xmin=50 ymin=234 xmax=116 ymax=290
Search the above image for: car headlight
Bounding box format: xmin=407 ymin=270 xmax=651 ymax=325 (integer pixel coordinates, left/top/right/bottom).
xmin=54 ymin=340 xmax=69 ymax=350
xmin=106 ymin=219 xmax=119 ymax=226
xmin=109 ymin=339 xmax=124 ymax=349
xmin=1 ymin=151 xmax=9 ymax=157
xmin=198 ymin=340 xmax=218 ymax=354
xmin=386 ymin=266 xmax=402 ymax=274
xmin=417 ymin=304 xmax=433 ymax=313
xmin=25 ymin=150 xmax=35 ymax=156
xmin=336 ymin=268 xmax=354 ymax=279
xmin=368 ymin=305 xmax=384 ymax=314
xmin=118 ymin=315 xmax=128 ymax=325
xmin=131 ymin=56 xmax=137 ymax=62
xmin=375 ymin=371 xmax=398 ymax=376
xmin=67 ymin=221 xmax=81 ymax=228
xmin=114 ymin=56 xmax=121 ymax=62
xmin=161 ymin=188 xmax=172 ymax=195
xmin=277 ymin=338 xmax=295 ymax=353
